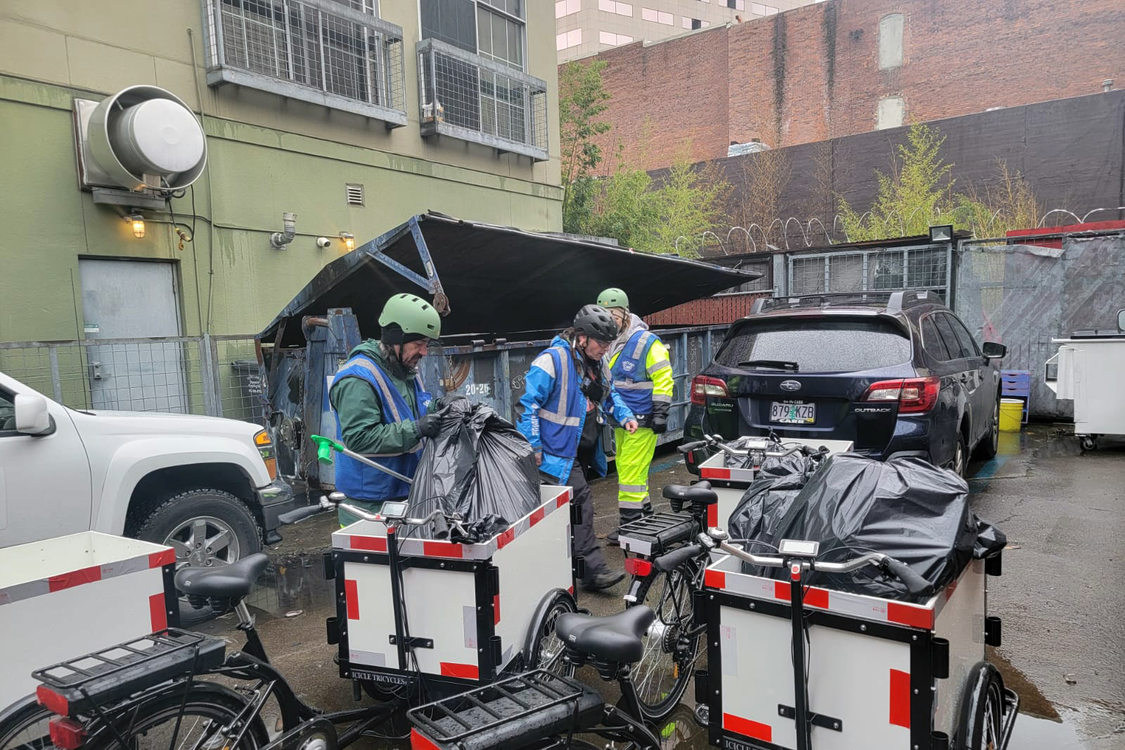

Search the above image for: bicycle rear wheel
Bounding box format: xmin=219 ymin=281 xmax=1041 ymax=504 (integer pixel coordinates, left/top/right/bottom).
xmin=524 ymin=589 xmax=579 ymax=675
xmin=84 ymin=683 xmax=269 ymax=750
xmin=0 ymin=698 xmax=52 ymax=750
xmin=628 ymin=560 xmax=702 ymax=723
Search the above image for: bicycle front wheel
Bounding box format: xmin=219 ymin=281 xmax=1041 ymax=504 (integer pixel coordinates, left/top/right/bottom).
xmin=628 ymin=561 xmax=702 ymax=722
xmin=0 ymin=697 xmax=52 ymax=750
xmin=85 ymin=683 xmax=269 ymax=750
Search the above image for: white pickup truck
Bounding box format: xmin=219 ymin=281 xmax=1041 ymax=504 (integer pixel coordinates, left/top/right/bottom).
xmin=0 ymin=370 xmax=297 ymax=565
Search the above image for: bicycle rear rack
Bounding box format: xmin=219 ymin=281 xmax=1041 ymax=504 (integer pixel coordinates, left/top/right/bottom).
xmin=617 ymin=512 xmax=695 ymax=558
xmin=32 ymin=629 xmax=226 ymax=717
xmin=408 ymin=670 xmax=603 ymax=750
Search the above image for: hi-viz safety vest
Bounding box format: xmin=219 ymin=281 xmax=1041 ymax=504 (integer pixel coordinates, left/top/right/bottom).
xmin=535 ymin=344 xmax=590 ymax=461
xmin=332 ymin=354 xmax=431 ymax=501
xmin=610 ymin=329 xmax=659 ymax=416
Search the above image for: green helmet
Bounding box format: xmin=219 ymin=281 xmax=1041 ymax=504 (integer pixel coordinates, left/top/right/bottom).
xmin=378 ymin=293 xmax=441 ymax=343
xmin=597 ymin=287 xmax=629 ymax=310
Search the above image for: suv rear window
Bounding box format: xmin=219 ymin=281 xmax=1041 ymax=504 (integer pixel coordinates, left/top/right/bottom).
xmin=715 ymin=317 xmax=912 ymax=374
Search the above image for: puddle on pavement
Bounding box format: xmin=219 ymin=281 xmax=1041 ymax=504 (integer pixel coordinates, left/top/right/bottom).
xmin=245 ymin=552 xmax=335 ymax=617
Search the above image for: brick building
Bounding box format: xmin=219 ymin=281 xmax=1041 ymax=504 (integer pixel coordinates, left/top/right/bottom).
xmin=555 ymin=0 xmax=813 ymax=63
xmin=580 ymin=0 xmax=1125 ymax=171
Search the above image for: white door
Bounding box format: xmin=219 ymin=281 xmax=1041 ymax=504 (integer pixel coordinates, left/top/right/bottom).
xmin=79 ymin=259 xmax=186 ymax=412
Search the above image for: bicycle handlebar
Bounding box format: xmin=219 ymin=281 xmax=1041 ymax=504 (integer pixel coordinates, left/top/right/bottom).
xmin=278 ymin=495 xmax=468 ymax=539
xmin=679 ymin=433 xmax=825 ymax=461
xmin=646 ymin=529 xmax=932 ymax=597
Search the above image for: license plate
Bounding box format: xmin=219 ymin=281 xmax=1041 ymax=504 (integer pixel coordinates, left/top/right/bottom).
xmin=770 ymin=401 xmax=815 ymax=424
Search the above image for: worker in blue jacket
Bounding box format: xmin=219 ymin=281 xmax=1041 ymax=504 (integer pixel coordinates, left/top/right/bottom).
xmin=517 ymin=305 xmax=639 ymax=592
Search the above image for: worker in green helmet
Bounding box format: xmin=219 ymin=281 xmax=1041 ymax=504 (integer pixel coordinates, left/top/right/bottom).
xmin=329 ymin=293 xmax=444 ymax=525
xmin=596 ymin=288 xmax=675 ymax=544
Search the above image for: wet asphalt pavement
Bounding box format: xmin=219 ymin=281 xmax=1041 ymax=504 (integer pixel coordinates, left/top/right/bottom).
xmin=194 ymin=424 xmax=1124 ymax=749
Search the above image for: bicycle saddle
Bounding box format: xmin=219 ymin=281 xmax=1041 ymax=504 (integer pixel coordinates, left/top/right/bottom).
xmin=175 ymin=552 xmax=270 ymax=599
xmin=663 ymin=481 xmax=717 ymax=505
xmin=554 ymin=606 xmax=655 ymax=664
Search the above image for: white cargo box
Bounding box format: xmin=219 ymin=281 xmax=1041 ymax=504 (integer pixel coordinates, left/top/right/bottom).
xmin=0 ymin=532 xmax=177 ymax=711
xmin=701 ymin=551 xmax=997 ymax=749
xmin=328 ymin=486 xmax=574 ymax=691
xmin=698 ymin=438 xmax=854 ymax=529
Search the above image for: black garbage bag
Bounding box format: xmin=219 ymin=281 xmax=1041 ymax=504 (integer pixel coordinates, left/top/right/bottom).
xmin=406 ymin=397 xmax=541 ymax=542
xmin=741 ymin=454 xmax=1004 ymax=603
xmin=727 ymin=451 xmax=822 ymax=549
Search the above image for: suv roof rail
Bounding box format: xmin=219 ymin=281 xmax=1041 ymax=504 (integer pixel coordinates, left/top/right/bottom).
xmin=752 ymin=290 xmax=945 ymax=316
xmin=887 ymin=289 xmax=945 ymax=314
xmin=753 ymin=292 xmax=895 ymax=314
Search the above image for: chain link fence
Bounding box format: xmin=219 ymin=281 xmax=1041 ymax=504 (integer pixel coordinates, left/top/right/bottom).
xmin=954 ymin=232 xmax=1125 ymax=420
xmin=0 ymin=335 xmax=266 ymax=425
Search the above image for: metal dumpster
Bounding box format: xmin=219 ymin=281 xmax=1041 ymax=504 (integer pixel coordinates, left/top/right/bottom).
xmin=255 ymin=213 xmax=756 ymax=491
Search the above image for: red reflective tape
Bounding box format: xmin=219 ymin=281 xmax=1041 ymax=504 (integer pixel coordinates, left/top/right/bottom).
xmin=496 ymin=527 xmax=516 ymax=549
xmin=723 ymin=713 xmax=772 ymax=742
xmin=774 ymin=581 xmax=790 ymax=601
xmin=889 ymin=669 xmax=911 ymax=728
xmin=493 ymin=594 xmax=501 ymax=625
xmin=48 ymin=565 xmax=101 ymax=592
xmin=568 ymin=584 xmax=575 ymax=596
xmin=887 ymin=602 xmax=934 ymax=629
xmin=411 ymin=728 xmax=442 ymax=750
xmin=345 ymin=579 xmax=359 ymax=620
xmin=36 ymin=685 xmax=68 ymax=716
xmin=422 ymin=541 xmax=464 ymax=558
xmin=530 ymin=508 xmax=546 ymax=526
xmin=704 ymin=569 xmax=726 ymax=589
xmin=350 ymin=535 xmax=388 ymax=553
xmin=707 ymin=503 xmax=718 ymax=528
xmin=804 ymin=587 xmax=829 ymax=609
xmin=556 ymin=493 xmax=569 ymax=508
xmin=440 ymin=662 xmax=479 ymax=680
xmin=701 ymin=468 xmax=731 ymax=480
xmin=149 ymin=592 xmax=168 ymax=631
xmin=148 ymin=549 xmax=176 ymax=568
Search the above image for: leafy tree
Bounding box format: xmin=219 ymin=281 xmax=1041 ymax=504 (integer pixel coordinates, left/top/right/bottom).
xmin=559 ymin=59 xmax=612 ymax=233
xmin=647 ymin=159 xmax=732 ymax=257
xmin=838 ymin=123 xmax=956 ymax=241
xmin=837 ymin=123 xmax=1042 ymax=241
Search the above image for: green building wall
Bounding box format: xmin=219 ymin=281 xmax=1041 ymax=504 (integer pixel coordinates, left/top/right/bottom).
xmin=0 ymin=0 xmax=563 ymax=342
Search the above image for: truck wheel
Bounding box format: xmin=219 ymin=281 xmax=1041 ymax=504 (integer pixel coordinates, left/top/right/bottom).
xmin=136 ymin=489 xmax=262 ymax=568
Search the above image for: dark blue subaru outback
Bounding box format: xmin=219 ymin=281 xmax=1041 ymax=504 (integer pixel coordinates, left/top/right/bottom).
xmin=684 ymin=291 xmax=1007 ymax=476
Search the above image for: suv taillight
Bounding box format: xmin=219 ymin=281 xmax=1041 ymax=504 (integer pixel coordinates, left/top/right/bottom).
xmin=862 ymin=376 xmax=940 ymax=414
xmin=691 ymin=376 xmax=729 ymax=406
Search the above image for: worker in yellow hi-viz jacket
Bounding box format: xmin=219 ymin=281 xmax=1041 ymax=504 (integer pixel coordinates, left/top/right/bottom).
xmin=597 ymin=288 xmax=675 ymax=545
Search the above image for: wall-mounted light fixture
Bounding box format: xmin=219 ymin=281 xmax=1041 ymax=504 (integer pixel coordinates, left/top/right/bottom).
xmin=127 ymin=213 xmax=146 ymax=239
xmin=339 ymin=232 xmax=355 ymax=251
xmin=928 ymin=224 xmax=953 ymax=243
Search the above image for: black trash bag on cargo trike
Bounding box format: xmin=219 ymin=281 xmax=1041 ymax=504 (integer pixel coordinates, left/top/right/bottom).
xmin=738 ymin=454 xmax=1006 ymax=602
xmin=406 ymin=396 xmax=541 ymax=542
xmin=726 ymin=449 xmax=827 ymax=548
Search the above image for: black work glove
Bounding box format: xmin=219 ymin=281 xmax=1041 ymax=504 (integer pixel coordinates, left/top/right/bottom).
xmin=651 ymin=402 xmax=669 ymax=435
xmin=415 ymin=412 xmax=442 ymax=439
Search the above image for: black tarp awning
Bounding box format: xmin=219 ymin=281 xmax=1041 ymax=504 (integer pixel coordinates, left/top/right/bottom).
xmin=258 ymin=213 xmax=758 ymax=346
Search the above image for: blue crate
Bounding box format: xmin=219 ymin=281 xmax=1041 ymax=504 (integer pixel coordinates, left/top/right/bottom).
xmin=1000 ymin=369 xmax=1030 ymax=423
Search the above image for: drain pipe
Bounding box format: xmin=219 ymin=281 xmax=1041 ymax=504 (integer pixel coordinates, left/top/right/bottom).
xmin=270 ymin=212 xmax=297 ymax=249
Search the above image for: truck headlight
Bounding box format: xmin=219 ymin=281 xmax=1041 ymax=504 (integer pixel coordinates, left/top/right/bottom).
xmin=254 ymin=429 xmax=278 ymax=480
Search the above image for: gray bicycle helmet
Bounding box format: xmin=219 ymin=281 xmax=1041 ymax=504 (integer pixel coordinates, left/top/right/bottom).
xmin=573 ymin=304 xmax=618 ymax=343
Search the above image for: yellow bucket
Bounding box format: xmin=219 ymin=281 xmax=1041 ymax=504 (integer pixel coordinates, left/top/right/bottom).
xmin=999 ymin=398 xmax=1024 ymax=432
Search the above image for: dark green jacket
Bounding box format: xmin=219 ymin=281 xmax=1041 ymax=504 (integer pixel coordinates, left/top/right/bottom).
xmin=329 ymin=340 xmax=424 ymax=457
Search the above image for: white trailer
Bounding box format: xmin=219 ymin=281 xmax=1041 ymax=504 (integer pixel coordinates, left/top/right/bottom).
xmin=1044 ymin=314 xmax=1125 ymax=450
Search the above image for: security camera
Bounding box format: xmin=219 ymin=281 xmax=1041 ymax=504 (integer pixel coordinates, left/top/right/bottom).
xmin=316 ymin=237 xmax=332 ymax=249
